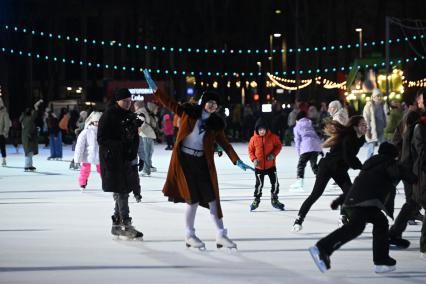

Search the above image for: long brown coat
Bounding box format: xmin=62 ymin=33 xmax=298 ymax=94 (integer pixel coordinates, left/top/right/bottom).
xmin=155 ymin=89 xmax=240 ymax=218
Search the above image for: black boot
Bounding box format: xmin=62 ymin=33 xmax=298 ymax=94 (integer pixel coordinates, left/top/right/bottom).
xmin=120 ymin=217 xmax=143 ymax=239
xmin=111 ymin=215 xmax=122 ymax=236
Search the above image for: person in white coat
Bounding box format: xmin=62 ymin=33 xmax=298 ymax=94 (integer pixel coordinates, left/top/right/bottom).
xmin=328 ymin=100 xmax=349 ymax=126
xmin=0 ymin=98 xmax=11 ymax=166
xmin=74 ymin=111 xmax=102 ymax=190
xmin=363 ymin=88 xmax=388 ymax=158
xmin=139 ymin=101 xmax=159 ymax=176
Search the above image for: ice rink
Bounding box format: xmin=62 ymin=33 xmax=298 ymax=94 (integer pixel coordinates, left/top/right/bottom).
xmin=0 ymin=143 xmax=424 ymax=284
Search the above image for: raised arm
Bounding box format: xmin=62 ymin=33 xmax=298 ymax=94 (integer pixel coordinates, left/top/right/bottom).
xmin=154 ymin=89 xmax=185 ymax=117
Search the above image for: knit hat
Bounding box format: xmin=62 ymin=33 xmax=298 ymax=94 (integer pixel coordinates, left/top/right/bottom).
xmin=199 ymin=91 xmax=221 ymax=107
xmin=378 ymin=142 xmax=399 ymax=158
xmin=114 ymin=88 xmax=132 ymax=101
xmin=254 ymin=117 xmax=269 ymax=133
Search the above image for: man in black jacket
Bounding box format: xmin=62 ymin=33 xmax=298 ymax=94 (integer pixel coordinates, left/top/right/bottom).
xmin=98 ymin=88 xmax=143 ymax=239
xmin=309 ymin=142 xmax=417 ymax=274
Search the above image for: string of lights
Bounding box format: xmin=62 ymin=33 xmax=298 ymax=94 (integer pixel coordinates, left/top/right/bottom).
xmin=2 ymin=23 xmax=425 ymax=55
xmin=0 ymin=46 xmax=425 ymax=79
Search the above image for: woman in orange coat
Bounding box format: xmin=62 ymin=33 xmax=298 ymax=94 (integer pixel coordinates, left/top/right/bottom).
xmin=248 ymin=118 xmax=283 ymax=211
xmin=154 ymin=88 xmax=251 ymax=250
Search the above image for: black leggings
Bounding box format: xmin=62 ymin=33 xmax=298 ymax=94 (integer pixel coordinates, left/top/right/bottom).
xmin=0 ymin=135 xmax=6 ymax=158
xmin=297 ymin=151 xmax=319 ymax=178
xmin=254 ymin=166 xmax=279 ymax=198
xmin=297 ymin=159 xmax=352 ymax=221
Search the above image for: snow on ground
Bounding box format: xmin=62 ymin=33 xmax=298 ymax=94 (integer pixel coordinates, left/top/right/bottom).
xmin=0 ymin=143 xmax=424 ymax=284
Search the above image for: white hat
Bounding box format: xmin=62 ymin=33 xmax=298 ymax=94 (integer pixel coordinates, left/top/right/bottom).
xmin=372 ymin=88 xmax=382 ymax=97
xmin=84 ymin=111 xmax=102 ymax=128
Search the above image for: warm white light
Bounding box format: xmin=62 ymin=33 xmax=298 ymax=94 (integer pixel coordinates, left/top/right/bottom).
xmin=273 ymin=33 xmax=282 ymax=38
xmin=355 ymin=28 xmax=362 ymax=32
xmin=262 ymin=104 xmax=272 ymax=113
xmin=66 ymin=87 xmax=72 ymax=91
xmin=224 ymin=108 xmax=230 ymax=117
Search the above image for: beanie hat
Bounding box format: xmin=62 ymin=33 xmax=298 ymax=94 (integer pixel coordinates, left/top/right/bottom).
xmin=199 ymin=91 xmax=221 ymax=107
xmin=114 ymin=88 xmax=131 ymax=101
xmin=378 ymin=142 xmax=399 ymax=158
xmin=254 ymin=117 xmax=269 ymax=133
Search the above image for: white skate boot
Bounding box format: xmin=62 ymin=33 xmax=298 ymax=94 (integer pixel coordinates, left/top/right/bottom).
xmin=216 ymin=229 xmax=237 ymax=250
xmin=185 ymin=229 xmax=206 ymax=250
xmin=420 ymin=252 xmax=426 ymax=260
xmin=289 ymin=179 xmax=304 ymax=192
xmin=291 ymin=216 xmax=304 ymax=232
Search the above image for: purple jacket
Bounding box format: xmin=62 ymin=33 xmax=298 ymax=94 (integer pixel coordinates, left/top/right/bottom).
xmin=293 ymin=117 xmax=322 ymax=156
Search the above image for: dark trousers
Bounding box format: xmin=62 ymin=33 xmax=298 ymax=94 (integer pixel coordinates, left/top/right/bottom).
xmin=317 ymin=207 xmax=390 ymax=265
xmin=297 ymin=159 xmax=352 ymax=220
xmin=165 ymin=135 xmax=174 ymax=148
xmin=0 ymin=135 xmax=6 ymax=158
xmin=254 ymin=166 xmax=279 ymax=199
xmin=297 ymin=151 xmax=319 ymax=178
xmin=113 ymin=193 xmax=130 ymax=220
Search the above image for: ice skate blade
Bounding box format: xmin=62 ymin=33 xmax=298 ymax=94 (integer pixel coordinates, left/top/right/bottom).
xmin=186 ymin=243 xmax=206 ymax=251
xmin=216 ymin=243 xmax=237 ymax=251
xmin=308 ymin=246 xmax=327 ymax=273
xmin=113 ymin=234 xmax=143 ymax=241
xmin=374 ymin=265 xmax=396 ymax=274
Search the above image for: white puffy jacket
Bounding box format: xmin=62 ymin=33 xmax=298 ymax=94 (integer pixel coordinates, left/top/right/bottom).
xmin=74 ymin=125 xmax=99 ymax=164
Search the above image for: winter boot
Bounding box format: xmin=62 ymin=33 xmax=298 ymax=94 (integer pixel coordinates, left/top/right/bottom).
xmin=289 ymin=178 xmax=304 ymax=192
xmin=216 ymin=229 xmax=237 ymax=249
xmin=250 ymin=198 xmax=260 ymax=211
xmin=292 ymin=216 xmax=304 ymax=232
xmin=374 ymin=257 xmax=396 ymax=273
xmin=119 ymin=217 xmax=143 ymax=240
xmin=389 ymin=236 xmax=410 ymax=249
xmin=309 ymin=245 xmax=331 ymax=273
xmin=185 ymin=229 xmax=206 ymax=250
xmin=271 ymin=196 xmax=285 ymax=211
xmin=111 ymin=215 xmax=122 ymax=236
xmin=1 ymin=158 xmax=6 ymax=166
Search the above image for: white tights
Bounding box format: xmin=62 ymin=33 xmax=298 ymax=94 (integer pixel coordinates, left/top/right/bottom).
xmin=185 ymin=201 xmax=224 ymax=237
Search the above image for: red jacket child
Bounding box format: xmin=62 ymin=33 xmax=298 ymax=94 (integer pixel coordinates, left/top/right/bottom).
xmin=248 ymin=118 xmax=282 ymax=170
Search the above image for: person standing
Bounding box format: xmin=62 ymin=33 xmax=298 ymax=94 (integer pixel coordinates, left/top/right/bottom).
xmin=328 ymin=100 xmax=349 ymax=126
xmin=154 ymin=88 xmax=251 ymax=250
xmin=248 ymin=118 xmax=284 ymax=211
xmin=162 ymin=113 xmax=174 ymax=150
xmin=0 ymin=98 xmax=11 ymax=166
xmin=292 ymin=116 xmax=367 ymax=232
xmin=98 ymin=88 xmax=143 ymax=239
xmin=46 ymin=111 xmax=63 ymax=160
xmin=20 ymin=99 xmax=43 ymax=171
xmin=139 ymin=101 xmax=159 ymax=176
xmin=363 ymin=88 xmax=388 ymax=158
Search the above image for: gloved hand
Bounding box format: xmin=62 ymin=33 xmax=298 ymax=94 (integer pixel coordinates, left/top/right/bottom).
xmin=266 ymin=154 xmax=275 ymax=161
xmin=236 ymin=160 xmax=254 ymax=171
xmin=253 ymin=159 xmax=259 ymax=167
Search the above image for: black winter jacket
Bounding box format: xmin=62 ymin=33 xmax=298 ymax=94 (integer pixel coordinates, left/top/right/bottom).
xmin=412 ymin=115 xmax=426 ymax=205
xmin=344 ymin=154 xmax=417 ymax=218
xmin=98 ymin=103 xmax=140 ymax=193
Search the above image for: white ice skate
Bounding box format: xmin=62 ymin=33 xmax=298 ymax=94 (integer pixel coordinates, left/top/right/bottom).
xmin=185 ymin=235 xmax=206 ymax=250
xmin=216 ymin=229 xmax=237 ymax=250
xmin=374 ymin=265 xmax=396 ymax=273
xmin=1 ymin=158 xmax=6 ymax=167
xmin=291 ymin=217 xmax=303 ymax=232
xmin=420 ymin=252 xmax=426 ymax=260
xmin=289 ymin=179 xmax=304 ymax=193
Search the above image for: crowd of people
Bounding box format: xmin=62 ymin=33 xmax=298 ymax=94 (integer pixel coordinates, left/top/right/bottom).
xmin=0 ymin=86 xmax=424 ymax=273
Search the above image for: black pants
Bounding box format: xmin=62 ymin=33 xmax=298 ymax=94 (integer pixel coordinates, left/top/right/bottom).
xmin=165 ymin=135 xmax=174 ymax=148
xmin=0 ymin=135 xmax=6 ymax=158
xmin=113 ymin=193 xmax=130 ymax=220
xmin=297 ymin=151 xmax=319 ymax=178
xmin=254 ymin=166 xmax=279 ymax=199
xmin=297 ymin=159 xmax=352 ymax=220
xmin=389 ymin=196 xmax=422 ymax=238
xmin=317 ymin=207 xmax=390 ymax=265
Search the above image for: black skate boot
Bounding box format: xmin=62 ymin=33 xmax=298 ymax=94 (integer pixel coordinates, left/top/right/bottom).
xmin=309 ymin=245 xmax=331 ymax=273
xmin=374 ymin=257 xmax=396 ymax=273
xmin=271 ymin=196 xmax=285 ymax=211
xmin=389 ymin=236 xmax=410 ymax=249
xmin=111 ymin=215 xmax=122 ymax=237
xmin=250 ymin=198 xmax=260 ymax=211
xmin=119 ymin=217 xmax=143 ymax=240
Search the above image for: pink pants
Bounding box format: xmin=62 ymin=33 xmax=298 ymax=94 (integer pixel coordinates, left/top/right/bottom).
xmin=79 ymin=163 xmax=101 ymax=187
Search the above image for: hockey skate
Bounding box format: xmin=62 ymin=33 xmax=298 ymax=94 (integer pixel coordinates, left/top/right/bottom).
xmin=374 ymin=257 xmax=396 ymax=274
xmin=114 ymin=217 xmax=143 ymax=240
xmin=309 ymin=245 xmax=330 ymax=273
xmin=389 ymin=236 xmax=410 ymax=249
xmin=292 ymin=216 xmax=303 ymax=232
xmin=289 ymin=179 xmax=304 ymax=192
xmin=111 ymin=215 xmax=122 ymax=237
xmin=271 ymin=197 xmax=285 ymax=211
xmin=250 ymin=198 xmax=260 ymax=211
xmin=216 ymin=229 xmax=237 ymax=250
xmin=185 ymin=235 xmax=206 ymax=250
xmin=150 ymin=166 xmax=157 ymax=172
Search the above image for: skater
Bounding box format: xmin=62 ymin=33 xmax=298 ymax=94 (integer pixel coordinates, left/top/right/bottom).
xmin=153 ymin=87 xmax=252 ymax=250
xmin=139 ymin=101 xmax=159 ymax=176
xmin=162 ymin=113 xmax=174 ymax=150
xmin=363 ymin=88 xmax=387 ymax=158
xmin=292 ymin=116 xmax=367 ymax=232
xmin=327 ymin=100 xmax=349 ymax=126
xmin=69 ymin=110 xmax=88 ymax=171
xmin=20 ymin=100 xmax=43 ymax=171
xmin=74 ymin=111 xmax=102 ymax=190
xmin=248 ymin=117 xmax=284 ymax=211
xmin=46 ymin=111 xmax=63 ymax=160
xmin=0 ymin=98 xmax=11 ymax=166
xmin=98 ymin=88 xmax=143 ymax=240
xmin=290 ymin=111 xmax=322 ymax=192
xmin=309 ymin=142 xmax=417 ymax=274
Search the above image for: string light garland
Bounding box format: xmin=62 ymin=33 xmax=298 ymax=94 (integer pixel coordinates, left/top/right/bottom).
xmin=267 ymin=73 xmax=312 ymax=90
xmin=405 ymin=78 xmax=426 ymax=87
xmin=2 ymin=23 xmax=425 ymax=55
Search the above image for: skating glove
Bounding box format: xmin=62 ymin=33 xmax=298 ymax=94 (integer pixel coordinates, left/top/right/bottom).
xmin=236 ymin=160 xmax=254 ymax=171
xmin=253 ymin=159 xmax=260 ymax=167
xmin=266 ymin=154 xmax=275 ymax=161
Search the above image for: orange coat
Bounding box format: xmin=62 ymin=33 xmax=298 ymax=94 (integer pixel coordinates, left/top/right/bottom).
xmin=248 ymin=130 xmax=282 ymax=170
xmin=154 ymin=89 xmax=240 ymax=218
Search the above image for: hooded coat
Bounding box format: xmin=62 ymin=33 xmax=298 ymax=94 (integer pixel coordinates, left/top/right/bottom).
xmin=20 ymin=100 xmax=42 ymax=156
xmin=363 ymin=100 xmax=388 ymax=143
xmin=154 ymin=89 xmax=240 ymax=218
xmin=0 ymin=99 xmax=11 ymax=138
xmin=74 ymin=112 xmax=102 ymax=165
xmin=248 ymin=119 xmax=282 ymax=170
xmin=412 ymin=114 xmax=426 ymax=206
xmin=293 ymin=117 xmax=322 ymax=156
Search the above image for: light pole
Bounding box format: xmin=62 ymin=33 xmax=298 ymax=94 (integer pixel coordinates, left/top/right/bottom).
xmin=269 ymin=33 xmax=282 ymax=74
xmin=355 ymin=28 xmax=363 ymax=58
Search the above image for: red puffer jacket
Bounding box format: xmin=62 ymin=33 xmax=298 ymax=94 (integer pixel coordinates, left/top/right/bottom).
xmin=248 ymin=130 xmax=282 ymax=170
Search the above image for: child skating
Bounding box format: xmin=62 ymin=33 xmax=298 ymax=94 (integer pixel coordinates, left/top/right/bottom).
xmin=248 ymin=118 xmax=284 ymax=211
xmin=74 ymin=111 xmax=102 ymax=190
